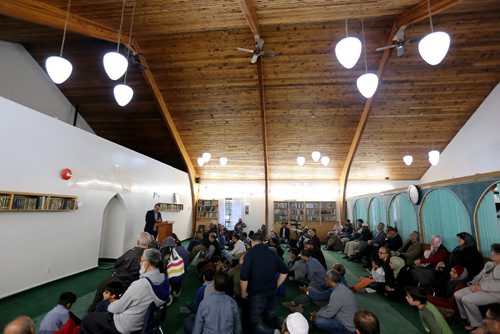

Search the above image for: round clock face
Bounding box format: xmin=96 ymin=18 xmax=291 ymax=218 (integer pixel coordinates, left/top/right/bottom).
xmin=408 ymin=185 xmax=420 ymax=205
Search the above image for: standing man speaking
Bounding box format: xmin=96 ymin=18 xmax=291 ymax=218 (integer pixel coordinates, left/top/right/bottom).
xmin=144 ymin=203 xmax=162 ymax=239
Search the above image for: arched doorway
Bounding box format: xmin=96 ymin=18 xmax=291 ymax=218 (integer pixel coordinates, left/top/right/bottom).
xmin=474 ymin=182 xmax=500 ymax=256
xmin=388 ymin=193 xmax=418 ymax=240
xmin=99 ymin=194 xmax=127 ymax=259
xmin=368 ymin=197 xmax=385 ymax=231
xmin=420 ymin=188 xmax=470 ymax=250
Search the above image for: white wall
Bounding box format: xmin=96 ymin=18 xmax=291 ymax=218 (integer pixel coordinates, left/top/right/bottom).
xmin=0 ymin=97 xmax=193 ymax=298
xmin=0 ymin=41 xmax=94 ymax=133
xmin=199 ymin=179 xmax=416 ymax=231
xmin=420 ymin=83 xmax=500 ymax=183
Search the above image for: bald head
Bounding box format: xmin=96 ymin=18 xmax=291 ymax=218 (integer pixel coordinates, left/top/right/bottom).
xmin=3 ymin=316 xmax=35 ymax=334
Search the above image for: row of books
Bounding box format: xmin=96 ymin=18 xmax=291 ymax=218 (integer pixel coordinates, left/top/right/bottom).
xmin=198 ymin=212 xmax=218 ymax=218
xmin=274 ymin=202 xmax=288 ymax=209
xmin=158 ymin=203 xmax=183 ymax=211
xmin=197 ymin=207 xmax=217 ymax=212
xmin=12 ymin=196 xmax=46 ymax=210
xmin=0 ymin=194 xmax=12 ymax=209
xmin=200 ymin=200 xmax=218 ymax=206
xmin=48 ymin=198 xmax=75 ymax=210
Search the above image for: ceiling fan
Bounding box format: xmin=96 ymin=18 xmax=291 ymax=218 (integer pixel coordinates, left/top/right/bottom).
xmin=237 ymin=38 xmax=278 ymax=64
xmin=376 ymin=25 xmax=421 ymax=57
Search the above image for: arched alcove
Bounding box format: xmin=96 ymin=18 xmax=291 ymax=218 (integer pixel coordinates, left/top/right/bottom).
xmin=353 ymin=198 xmax=368 ymax=223
xmin=368 ymin=197 xmax=385 ymax=231
xmin=388 ymin=193 xmax=418 ymax=240
xmin=420 ymin=188 xmax=471 ymax=250
xmin=99 ymin=193 xmax=127 ymax=259
xmin=474 ymin=182 xmax=500 ymax=256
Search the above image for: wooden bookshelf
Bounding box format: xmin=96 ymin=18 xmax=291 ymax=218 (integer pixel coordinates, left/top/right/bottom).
xmin=195 ymin=199 xmax=219 ymax=236
xmin=273 ymin=201 xmax=289 ymax=222
xmin=157 ymin=203 xmax=183 ymax=211
xmin=0 ymin=190 xmax=77 ymax=212
xmin=273 ymin=200 xmax=337 ymax=224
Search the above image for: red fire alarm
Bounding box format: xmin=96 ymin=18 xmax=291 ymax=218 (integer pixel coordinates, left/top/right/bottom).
xmin=61 ymin=168 xmax=72 ymax=180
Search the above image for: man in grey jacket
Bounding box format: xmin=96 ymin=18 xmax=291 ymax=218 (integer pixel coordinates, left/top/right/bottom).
xmin=310 ymin=270 xmax=357 ymax=333
xmin=80 ymin=249 xmax=170 ymax=334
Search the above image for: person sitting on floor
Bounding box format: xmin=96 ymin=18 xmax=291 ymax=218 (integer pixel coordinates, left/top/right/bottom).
xmin=223 ymin=233 xmax=246 ymax=261
xmin=180 ymin=269 xmax=215 ymax=315
xmin=454 ymin=243 xmax=500 ymax=334
xmin=367 ymin=246 xmax=394 ymax=293
xmin=351 ymin=258 xmax=385 ymax=292
xmin=88 ymin=232 xmax=150 ymax=312
xmin=39 ymin=291 xmax=77 ymax=334
xmin=190 ymin=271 xmax=241 ymax=334
xmin=305 ymin=238 xmax=327 ymax=269
xmin=354 ymin=310 xmax=380 ymax=334
xmin=95 ymin=282 xmax=125 ymax=312
xmin=406 ymin=287 xmax=453 ymax=334
xmin=288 ymin=248 xmax=307 ymax=282
xmin=412 ymin=235 xmax=450 ymax=286
xmin=80 ymin=248 xmax=170 ymax=334
xmin=392 ymin=231 xmax=422 ymax=265
xmin=3 ymin=316 xmax=36 ymax=334
xmin=310 ymin=270 xmax=357 ymax=334
xmin=296 ymin=249 xmax=326 ymax=287
xmin=343 ymin=222 xmax=372 ymax=259
xmin=350 ymin=223 xmax=386 ymax=263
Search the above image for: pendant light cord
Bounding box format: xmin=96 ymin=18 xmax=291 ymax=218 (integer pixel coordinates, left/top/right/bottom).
xmin=123 ymin=2 xmax=136 ymax=84
xmin=116 ymin=0 xmax=126 ymax=52
xmin=345 ymin=18 xmax=349 ymax=37
xmin=361 ymin=17 xmax=368 ymax=73
xmin=427 ymin=0 xmax=434 ymax=32
xmin=59 ymin=0 xmax=72 ymax=57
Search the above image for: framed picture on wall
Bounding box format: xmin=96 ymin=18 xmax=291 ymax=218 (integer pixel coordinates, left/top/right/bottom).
xmin=245 ymin=204 xmax=250 ymax=215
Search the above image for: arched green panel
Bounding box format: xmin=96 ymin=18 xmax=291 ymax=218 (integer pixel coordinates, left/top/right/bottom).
xmin=389 ymin=193 xmax=418 ymax=240
xmin=475 ymin=183 xmax=500 ymax=256
xmin=368 ymin=197 xmax=385 ymax=231
xmin=421 ymin=188 xmax=471 ymax=250
xmin=354 ymin=198 xmax=368 ymax=223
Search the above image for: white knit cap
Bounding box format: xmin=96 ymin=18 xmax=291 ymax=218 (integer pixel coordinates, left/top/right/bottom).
xmin=286 ymin=312 xmax=309 ymax=334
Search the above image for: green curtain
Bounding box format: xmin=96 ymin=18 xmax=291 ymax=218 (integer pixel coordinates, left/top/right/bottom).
xmin=476 ymin=188 xmax=500 ymax=256
xmin=368 ymin=197 xmax=385 ymax=231
xmin=421 ymin=188 xmax=471 ymax=250
xmin=354 ymin=198 xmax=368 ymax=223
xmin=389 ymin=193 xmax=418 ymax=240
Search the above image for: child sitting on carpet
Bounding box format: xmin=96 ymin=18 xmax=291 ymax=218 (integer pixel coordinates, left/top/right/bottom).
xmin=95 ymin=282 xmax=124 ymax=312
xmin=351 ymin=258 xmax=385 ymax=291
xmin=39 ymin=291 xmax=77 ymax=334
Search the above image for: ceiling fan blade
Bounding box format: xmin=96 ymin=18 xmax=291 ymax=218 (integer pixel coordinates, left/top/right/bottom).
xmin=261 ymin=51 xmax=278 ymax=57
xmin=256 ymin=38 xmax=265 ymax=49
xmin=237 ymin=47 xmax=254 ymax=53
xmin=406 ymin=36 xmax=423 ymax=45
xmin=376 ymin=45 xmax=396 ymax=52
xmin=251 ymin=54 xmax=259 ymax=63
xmin=396 ymin=46 xmax=405 ymax=57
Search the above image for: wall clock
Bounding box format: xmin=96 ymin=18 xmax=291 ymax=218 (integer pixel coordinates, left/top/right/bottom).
xmin=408 ymin=185 xmax=420 ymax=205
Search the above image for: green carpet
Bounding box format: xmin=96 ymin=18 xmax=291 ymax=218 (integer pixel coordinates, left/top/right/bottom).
xmin=0 ymin=246 xmax=468 ymax=333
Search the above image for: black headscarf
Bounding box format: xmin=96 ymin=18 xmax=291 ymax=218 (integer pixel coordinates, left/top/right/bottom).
xmin=456 ymin=232 xmax=476 ymax=250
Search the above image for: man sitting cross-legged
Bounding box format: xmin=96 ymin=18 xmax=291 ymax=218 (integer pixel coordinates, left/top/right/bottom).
xmin=79 ymin=248 xmax=170 ymax=334
xmin=88 ymin=232 xmax=150 ymax=312
xmin=191 ymin=271 xmax=242 ymax=334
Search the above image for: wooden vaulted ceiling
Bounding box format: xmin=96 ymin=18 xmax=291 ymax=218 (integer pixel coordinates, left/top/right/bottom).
xmin=0 ymin=0 xmax=499 ymax=184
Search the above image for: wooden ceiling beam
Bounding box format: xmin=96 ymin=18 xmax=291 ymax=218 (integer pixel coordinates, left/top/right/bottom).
xmin=238 ymin=0 xmax=260 ymax=40
xmin=339 ymin=0 xmax=461 ymax=221
xmin=0 ymin=0 xmax=130 ymax=45
xmin=0 ymin=0 xmax=198 ymax=189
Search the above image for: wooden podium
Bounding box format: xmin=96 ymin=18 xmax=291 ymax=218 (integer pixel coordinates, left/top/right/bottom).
xmin=155 ymin=221 xmax=174 ymax=244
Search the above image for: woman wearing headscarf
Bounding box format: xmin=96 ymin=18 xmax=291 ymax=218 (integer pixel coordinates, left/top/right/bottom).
xmin=426 ymin=265 xmax=468 ymax=319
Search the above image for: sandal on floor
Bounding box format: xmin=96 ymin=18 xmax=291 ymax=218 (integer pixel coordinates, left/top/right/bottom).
xmin=465 ymin=325 xmax=476 ymax=331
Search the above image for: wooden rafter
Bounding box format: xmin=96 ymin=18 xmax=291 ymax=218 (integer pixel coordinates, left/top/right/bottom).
xmin=238 ymin=0 xmax=260 ymax=40
xmin=338 ymin=0 xmax=461 ymax=220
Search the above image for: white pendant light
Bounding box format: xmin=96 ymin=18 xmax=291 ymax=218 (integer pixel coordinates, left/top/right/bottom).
xmin=357 ymin=73 xmax=379 ymax=98
xmin=335 ymin=19 xmax=362 ymax=69
xmin=45 ymin=0 xmax=73 ymax=84
xmin=428 ymin=150 xmax=440 ymax=166
xmin=321 ymin=156 xmax=330 ymax=166
xmin=202 ymin=152 xmax=211 ymax=163
xmin=335 ymin=37 xmax=362 ymax=69
xmin=403 ymin=155 xmax=413 ymax=166
xmin=46 ymin=56 xmax=73 ymax=84
xmin=219 ymin=157 xmax=228 ymax=166
xmin=357 ymin=18 xmax=379 ymax=98
xmin=297 ymin=156 xmax=305 ymax=166
xmin=113 ymin=84 xmax=134 ymax=106
xmin=197 ymin=157 xmax=205 ymax=167
xmin=418 ymin=32 xmax=450 ymax=65
xmin=103 ymin=52 xmax=128 ymax=80
xmin=103 ymin=0 xmax=129 ymax=80
xmin=311 ymin=151 xmax=321 ymax=162
xmin=418 ymin=0 xmax=450 ymax=66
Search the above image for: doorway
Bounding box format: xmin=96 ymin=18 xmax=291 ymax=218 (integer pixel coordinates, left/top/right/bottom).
xmin=99 ymin=194 xmax=126 ymax=259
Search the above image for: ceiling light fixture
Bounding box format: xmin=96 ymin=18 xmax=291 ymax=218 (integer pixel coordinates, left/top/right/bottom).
xmin=418 ymin=0 xmax=450 ymax=65
xmin=403 ymin=155 xmax=413 ymax=166
xmin=428 ymin=150 xmax=440 ymax=166
xmin=356 ymin=18 xmax=379 ymax=98
xmin=197 ymin=157 xmax=205 ymax=167
xmin=113 ymin=3 xmax=136 ymax=106
xmin=311 ymin=151 xmax=321 ymax=162
xmin=321 ymin=156 xmax=330 ymax=166
xmin=103 ymin=0 xmax=128 ymax=80
xmin=297 ymin=156 xmax=305 ymax=166
xmin=202 ymin=152 xmax=211 ymax=163
xmin=219 ymin=157 xmax=228 ymax=166
xmin=335 ymin=19 xmax=362 ymax=69
xmin=45 ymin=0 xmax=73 ymax=84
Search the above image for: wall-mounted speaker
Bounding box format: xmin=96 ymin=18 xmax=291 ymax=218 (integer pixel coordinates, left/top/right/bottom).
xmin=195 ymin=177 xmax=201 ymax=184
